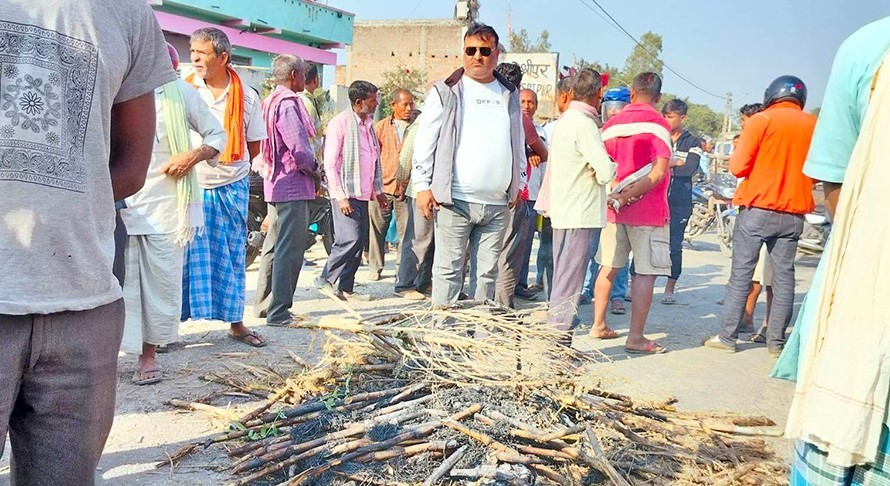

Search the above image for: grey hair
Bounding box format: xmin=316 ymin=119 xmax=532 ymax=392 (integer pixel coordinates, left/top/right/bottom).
xmin=190 ymin=27 xmax=232 ymax=57
xmin=272 ymin=54 xmax=305 ymax=85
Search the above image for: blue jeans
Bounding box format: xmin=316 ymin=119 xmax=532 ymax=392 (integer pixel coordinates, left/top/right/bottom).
xmin=581 ymin=229 xmax=628 ymax=301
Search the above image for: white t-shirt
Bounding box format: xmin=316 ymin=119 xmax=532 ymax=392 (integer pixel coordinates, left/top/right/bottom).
xmin=187 ymin=74 xmax=266 ymax=189
xmin=451 ymin=77 xmax=512 ymax=205
xmin=121 ymin=80 xmax=226 ymax=235
xmin=0 ymin=0 xmax=176 ymax=315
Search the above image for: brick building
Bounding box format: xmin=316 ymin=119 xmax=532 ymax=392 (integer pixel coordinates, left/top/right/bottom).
xmin=335 ymin=19 xmax=467 ymax=89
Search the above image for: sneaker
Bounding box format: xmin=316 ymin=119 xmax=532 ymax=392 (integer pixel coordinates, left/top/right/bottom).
xmin=267 ymin=317 xmax=294 ymax=328
xmin=702 ymin=335 xmax=736 ymax=352
xmin=396 ymin=289 xmax=426 ymax=301
xmin=768 ymin=347 xmax=783 ymax=359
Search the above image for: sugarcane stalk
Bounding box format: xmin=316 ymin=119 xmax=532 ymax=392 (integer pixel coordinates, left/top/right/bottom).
xmin=529 ymin=464 xmax=570 ymax=486
xmin=353 ymin=439 xmax=456 ymax=462
xmin=284 ymin=403 xmax=482 ymax=486
xmin=423 ymin=444 xmax=468 ymax=486
xmin=234 ymin=437 xmax=371 ymax=486
xmin=234 ymin=407 xmax=430 ymax=474
xmin=585 ymin=422 xmax=632 ymax=486
xmin=250 ymin=383 xmax=413 ymax=426
xmin=236 ymin=386 xmax=293 ymax=425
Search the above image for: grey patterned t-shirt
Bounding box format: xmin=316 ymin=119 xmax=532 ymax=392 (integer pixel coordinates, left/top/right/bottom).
xmin=0 ymin=0 xmax=176 ymax=314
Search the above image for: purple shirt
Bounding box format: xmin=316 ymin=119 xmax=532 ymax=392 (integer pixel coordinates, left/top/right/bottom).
xmin=324 ymin=109 xmax=379 ymax=201
xmin=264 ymin=85 xmax=317 ymax=202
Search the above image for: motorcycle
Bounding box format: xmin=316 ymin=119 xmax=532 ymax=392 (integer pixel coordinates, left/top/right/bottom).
xmin=245 ymin=172 xmax=335 ymax=267
xmin=798 ymin=211 xmax=830 ymax=255
xmin=685 ymin=173 xmax=737 ymax=256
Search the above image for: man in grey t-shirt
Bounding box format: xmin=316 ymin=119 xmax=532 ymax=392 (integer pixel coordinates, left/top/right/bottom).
xmin=0 ymin=1 xmax=175 ymax=482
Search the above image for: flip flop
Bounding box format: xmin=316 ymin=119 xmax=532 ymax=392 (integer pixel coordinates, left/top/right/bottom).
xmin=588 ymin=328 xmax=621 ymax=340
xmin=229 ymin=330 xmax=268 ymax=348
xmin=610 ymin=298 xmax=627 ymax=315
xmin=132 ymin=367 xmax=162 ymax=386
xmin=661 ymin=294 xmax=676 ymax=305
xmin=625 ymin=341 xmax=667 ymax=355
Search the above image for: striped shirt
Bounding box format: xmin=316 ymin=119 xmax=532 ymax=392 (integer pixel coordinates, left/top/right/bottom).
xmin=601 ymin=103 xmax=673 ymax=227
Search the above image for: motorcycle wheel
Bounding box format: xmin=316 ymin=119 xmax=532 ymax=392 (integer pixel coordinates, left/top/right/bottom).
xmin=719 ymin=215 xmax=735 ymax=257
xmin=685 ymin=203 xmax=713 ymax=240
xmin=245 ymin=207 xmax=263 ymax=267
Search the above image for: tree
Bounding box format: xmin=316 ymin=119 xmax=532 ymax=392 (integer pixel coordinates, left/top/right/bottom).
xmin=508 ymin=29 xmax=551 ymax=53
xmin=621 ymin=31 xmax=664 ymax=84
xmin=378 ymin=65 xmax=427 ymax=118
xmin=575 ymin=58 xmax=621 ymax=86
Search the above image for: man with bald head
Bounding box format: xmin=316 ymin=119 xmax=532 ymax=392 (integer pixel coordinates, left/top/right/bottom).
xmin=369 ymin=88 xmax=415 ymax=281
xmin=516 ymin=88 xmax=547 ymax=299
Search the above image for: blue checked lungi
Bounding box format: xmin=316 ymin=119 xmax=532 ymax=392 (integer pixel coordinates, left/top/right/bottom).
xmin=181 ymin=177 xmax=249 ymax=323
xmin=792 ymin=426 xmax=890 ymax=486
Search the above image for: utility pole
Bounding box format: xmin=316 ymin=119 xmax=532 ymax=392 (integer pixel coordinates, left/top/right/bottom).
xmin=722 ymin=92 xmax=733 ymax=137
xmin=506 ymin=0 xmax=512 ymax=43
xmin=716 ymin=92 xmax=733 ymax=173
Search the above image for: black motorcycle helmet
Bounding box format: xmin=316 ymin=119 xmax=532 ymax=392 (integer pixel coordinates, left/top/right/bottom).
xmin=763 ymin=75 xmax=807 ymax=109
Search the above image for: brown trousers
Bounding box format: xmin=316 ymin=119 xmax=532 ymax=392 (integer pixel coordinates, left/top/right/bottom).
xmin=0 ymin=299 xmax=124 ymax=485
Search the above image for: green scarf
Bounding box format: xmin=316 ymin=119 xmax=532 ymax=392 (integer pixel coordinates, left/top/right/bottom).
xmin=161 ymin=80 xmax=203 ymax=246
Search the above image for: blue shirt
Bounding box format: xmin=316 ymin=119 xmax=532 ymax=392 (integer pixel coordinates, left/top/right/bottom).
xmin=804 ymin=17 xmax=890 ymax=183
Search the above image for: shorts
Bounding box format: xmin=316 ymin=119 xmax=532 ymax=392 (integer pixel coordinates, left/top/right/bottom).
xmin=596 ymin=222 xmax=671 ymax=276
xmin=752 ymin=246 xmax=773 ymax=286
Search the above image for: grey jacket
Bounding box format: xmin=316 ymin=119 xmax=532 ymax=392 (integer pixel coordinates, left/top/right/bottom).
xmin=413 ymin=68 xmax=527 ymax=206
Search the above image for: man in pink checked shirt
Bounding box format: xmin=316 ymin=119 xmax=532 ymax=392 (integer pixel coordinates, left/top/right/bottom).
xmin=314 ymin=81 xmax=389 ymax=301
xmin=253 ymin=54 xmax=320 ymax=327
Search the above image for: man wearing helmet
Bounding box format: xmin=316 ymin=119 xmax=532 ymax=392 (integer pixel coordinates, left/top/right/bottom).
xmin=703 ymin=75 xmax=817 ymax=355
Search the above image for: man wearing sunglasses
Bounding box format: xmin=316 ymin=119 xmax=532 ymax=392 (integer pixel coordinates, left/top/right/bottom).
xmin=412 ymin=22 xmax=528 ymax=307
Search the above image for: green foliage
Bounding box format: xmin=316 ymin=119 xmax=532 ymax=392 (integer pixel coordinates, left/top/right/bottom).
xmin=508 ymin=29 xmax=551 ymax=53
xmin=378 ymin=64 xmax=427 ymax=118
xmin=572 ymin=31 xmax=722 ymax=138
xmin=575 ymin=59 xmax=622 ymax=86
xmin=622 ymin=32 xmax=664 ymax=83
xmin=661 ymin=94 xmax=722 ymax=139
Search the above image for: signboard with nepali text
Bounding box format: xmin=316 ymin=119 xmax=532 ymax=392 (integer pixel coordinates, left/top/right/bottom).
xmin=503 ymin=52 xmax=559 ymax=120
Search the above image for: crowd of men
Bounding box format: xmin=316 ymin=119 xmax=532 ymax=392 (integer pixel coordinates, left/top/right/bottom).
xmin=1 ymin=0 xmax=889 ymax=483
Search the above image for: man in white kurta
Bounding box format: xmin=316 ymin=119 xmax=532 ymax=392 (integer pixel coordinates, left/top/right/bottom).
xmin=120 ymin=47 xmax=226 ymax=385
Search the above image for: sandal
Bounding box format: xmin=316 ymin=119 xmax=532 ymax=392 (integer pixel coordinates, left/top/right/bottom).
xmin=588 ymin=327 xmax=621 ymax=340
xmin=132 ymin=367 xmax=162 ymax=386
xmin=229 ymin=330 xmax=268 ymax=348
xmin=610 ymin=298 xmax=627 ymax=315
xmin=661 ymin=294 xmax=676 ymax=305
xmin=625 ymin=341 xmax=667 ymax=355
xmin=750 ymin=333 xmax=767 ymax=344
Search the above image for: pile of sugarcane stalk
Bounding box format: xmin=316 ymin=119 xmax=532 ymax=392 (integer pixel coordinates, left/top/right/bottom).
xmin=160 ymin=306 xmax=791 ymax=485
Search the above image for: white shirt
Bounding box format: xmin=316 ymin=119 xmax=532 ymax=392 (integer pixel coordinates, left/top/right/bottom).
xmin=527 ymin=123 xmax=547 ymax=201
xmin=188 ymin=74 xmax=266 ymax=189
xmin=121 ymin=80 xmax=226 ymax=235
xmin=452 ymin=77 xmax=512 ymax=204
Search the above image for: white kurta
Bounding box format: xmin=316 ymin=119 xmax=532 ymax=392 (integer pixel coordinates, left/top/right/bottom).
xmin=119 ymin=80 xmax=226 ymax=353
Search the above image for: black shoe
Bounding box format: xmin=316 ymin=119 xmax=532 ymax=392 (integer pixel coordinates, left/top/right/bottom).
xmin=303 ymin=258 xmax=317 ymax=267
xmin=514 ymin=287 xmax=539 ymax=300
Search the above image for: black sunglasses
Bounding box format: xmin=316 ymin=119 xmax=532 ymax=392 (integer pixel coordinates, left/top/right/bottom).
xmin=464 ymin=46 xmax=493 ymax=57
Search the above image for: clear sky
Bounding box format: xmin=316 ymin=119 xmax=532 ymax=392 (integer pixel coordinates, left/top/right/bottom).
xmin=324 ymin=0 xmax=889 ymax=112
